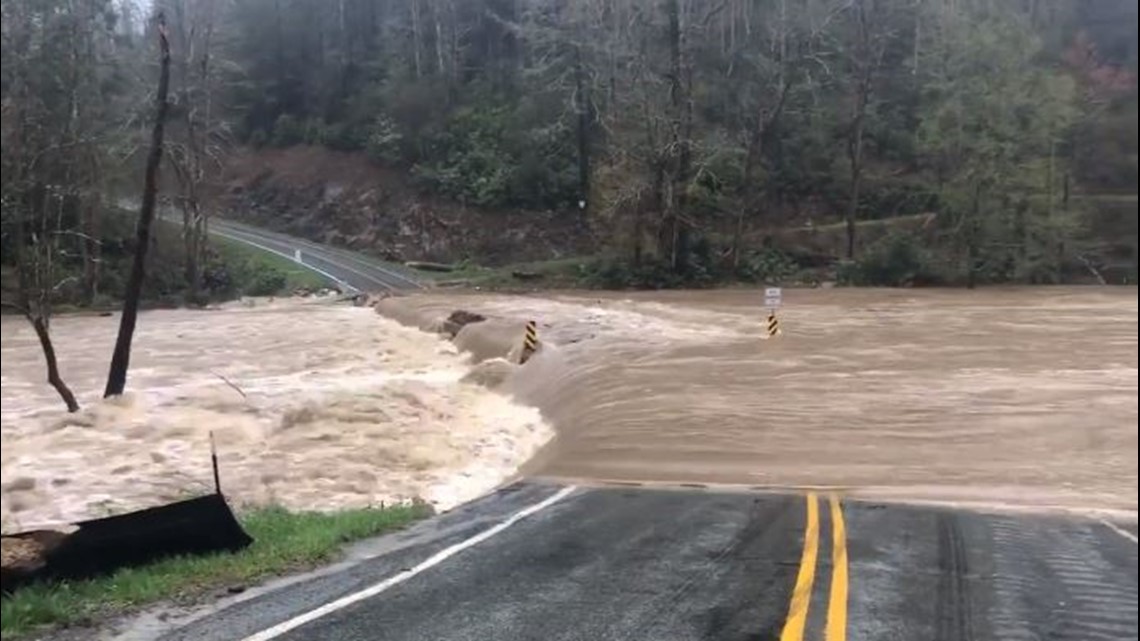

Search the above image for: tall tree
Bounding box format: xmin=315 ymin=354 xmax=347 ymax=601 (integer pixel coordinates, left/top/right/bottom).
xmin=105 ymin=11 xmax=173 ymax=397
xmin=839 ymin=0 xmax=892 ymax=260
xmin=1 ymin=0 xmax=124 ymax=411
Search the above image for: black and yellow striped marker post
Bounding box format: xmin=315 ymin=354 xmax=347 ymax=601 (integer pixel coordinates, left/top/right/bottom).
xmin=767 ymin=311 xmax=779 ymax=337
xmin=520 ymin=320 xmax=539 ymax=364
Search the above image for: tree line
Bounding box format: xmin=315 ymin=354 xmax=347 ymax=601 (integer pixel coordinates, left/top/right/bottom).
xmin=1 ymin=0 xmax=1137 ymax=408
xmin=3 ymin=1 xmax=182 ymax=409
xmin=223 ymin=0 xmax=1137 ymax=285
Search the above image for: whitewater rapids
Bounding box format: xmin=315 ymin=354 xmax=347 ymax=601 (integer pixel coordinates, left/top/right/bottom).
xmin=1 ymin=298 xmax=551 ymax=530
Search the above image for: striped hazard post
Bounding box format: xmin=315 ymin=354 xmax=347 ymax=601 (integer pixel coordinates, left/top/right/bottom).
xmin=764 ymin=287 xmax=782 ymax=338
xmin=520 ymin=320 xmax=539 ymax=364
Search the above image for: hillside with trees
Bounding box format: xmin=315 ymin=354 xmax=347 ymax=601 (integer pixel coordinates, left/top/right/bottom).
xmin=3 ymin=0 xmax=1138 ymax=293
xmin=216 ymin=0 xmax=1137 ymax=287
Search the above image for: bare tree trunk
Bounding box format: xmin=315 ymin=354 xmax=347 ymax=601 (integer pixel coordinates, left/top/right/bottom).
xmin=734 ymin=80 xmax=792 ymax=268
xmin=433 ymin=0 xmax=446 ymax=75
xmin=845 ymin=124 xmax=864 ymax=260
xmin=14 ymin=193 xmax=81 ymax=408
xmin=14 ymin=188 xmax=81 ymax=413
xmin=105 ymin=13 xmax=172 ymax=398
xmin=845 ymin=0 xmax=878 ymax=261
xmin=411 ymin=0 xmax=422 ymax=78
xmin=32 ymin=316 xmax=80 ymax=412
xmin=664 ymin=0 xmax=685 ymax=270
xmin=573 ymin=41 xmax=591 ymax=215
xmin=82 ymin=200 xmax=100 ymax=303
xmin=967 ymin=180 xmax=981 ymax=289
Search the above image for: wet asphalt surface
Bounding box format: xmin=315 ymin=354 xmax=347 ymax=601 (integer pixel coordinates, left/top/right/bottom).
xmin=161 ymin=483 xmax=1138 ymax=641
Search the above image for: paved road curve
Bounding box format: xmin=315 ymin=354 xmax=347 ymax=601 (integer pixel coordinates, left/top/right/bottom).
xmin=162 ymin=483 xmax=1138 ymax=641
xmin=209 ymin=219 xmax=424 ymax=293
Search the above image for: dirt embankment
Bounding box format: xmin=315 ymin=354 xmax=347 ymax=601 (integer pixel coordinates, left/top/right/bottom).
xmin=217 ymin=147 xmax=595 ymax=266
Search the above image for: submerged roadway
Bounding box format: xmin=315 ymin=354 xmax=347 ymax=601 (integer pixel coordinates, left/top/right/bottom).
xmin=161 ymin=224 xmax=1138 ymax=641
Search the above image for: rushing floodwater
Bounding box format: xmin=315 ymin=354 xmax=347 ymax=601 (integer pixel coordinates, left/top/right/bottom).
xmin=2 ymin=287 xmax=1136 ymax=530
xmin=380 ymin=286 xmax=1138 ymax=515
xmin=0 ymin=298 xmax=550 ymax=530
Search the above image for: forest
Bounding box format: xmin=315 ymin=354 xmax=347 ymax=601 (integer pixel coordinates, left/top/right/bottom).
xmin=2 ymin=0 xmax=1138 ymax=296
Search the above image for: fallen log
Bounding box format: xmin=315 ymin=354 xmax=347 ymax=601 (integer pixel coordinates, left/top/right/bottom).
xmin=405 ymin=261 xmax=456 ymax=273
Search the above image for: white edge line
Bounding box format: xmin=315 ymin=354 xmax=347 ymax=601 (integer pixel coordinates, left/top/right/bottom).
xmin=240 ymin=485 xmax=579 ymax=641
xmin=215 ymin=223 xmax=422 ymax=290
xmin=210 ymin=230 xmax=358 ymax=294
xmin=1100 ymin=519 xmax=1139 ymax=544
xmin=217 ymin=227 xmax=395 ymax=291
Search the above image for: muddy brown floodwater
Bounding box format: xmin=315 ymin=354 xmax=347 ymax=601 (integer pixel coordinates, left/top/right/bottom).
xmin=2 ymin=287 xmax=1135 ymax=529
xmin=1 ymin=298 xmax=550 ymax=529
xmin=380 ymin=286 xmax=1138 ymax=516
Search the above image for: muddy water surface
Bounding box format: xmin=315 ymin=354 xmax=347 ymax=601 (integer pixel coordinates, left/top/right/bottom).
xmin=383 ymin=287 xmax=1138 ymax=514
xmin=2 ymin=288 xmax=1135 ymax=528
xmin=1 ymin=298 xmax=550 ymax=529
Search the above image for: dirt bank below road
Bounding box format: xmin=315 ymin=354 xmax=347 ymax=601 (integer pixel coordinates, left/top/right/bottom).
xmin=376 ymin=287 xmax=1138 ymax=515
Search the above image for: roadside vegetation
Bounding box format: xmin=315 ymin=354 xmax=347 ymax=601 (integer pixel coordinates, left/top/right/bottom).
xmin=0 ymin=504 xmax=427 ymax=640
xmin=224 ymin=0 xmax=1135 ymax=288
xmin=212 ymin=235 xmax=331 ymax=297
xmin=0 ymin=213 xmax=331 ymax=313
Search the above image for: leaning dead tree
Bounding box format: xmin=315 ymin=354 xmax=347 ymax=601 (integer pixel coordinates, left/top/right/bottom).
xmin=8 ymin=189 xmax=82 ymax=413
xmin=104 ymin=12 xmax=173 ymax=398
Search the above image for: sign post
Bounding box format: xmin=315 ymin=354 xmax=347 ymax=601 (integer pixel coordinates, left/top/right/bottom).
xmin=520 ymin=320 xmax=539 ymax=364
xmin=764 ymin=287 xmax=782 ymax=337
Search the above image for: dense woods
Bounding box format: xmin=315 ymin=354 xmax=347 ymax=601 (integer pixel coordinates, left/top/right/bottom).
xmin=3 ymin=0 xmax=1139 ymax=295
xmin=219 ymin=0 xmax=1137 ymax=286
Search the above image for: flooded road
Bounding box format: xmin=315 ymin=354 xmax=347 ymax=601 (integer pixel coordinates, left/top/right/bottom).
xmin=2 ymin=287 xmax=1135 ymax=530
xmin=380 ymin=287 xmax=1138 ymax=514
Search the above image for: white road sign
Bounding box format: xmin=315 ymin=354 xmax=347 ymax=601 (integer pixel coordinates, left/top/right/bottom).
xmin=764 ymin=287 xmax=782 ymax=308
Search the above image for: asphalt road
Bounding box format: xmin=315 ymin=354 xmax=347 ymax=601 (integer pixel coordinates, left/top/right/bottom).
xmin=208 ymin=219 xmax=424 ymax=292
xmin=161 ymin=483 xmax=1138 ymax=641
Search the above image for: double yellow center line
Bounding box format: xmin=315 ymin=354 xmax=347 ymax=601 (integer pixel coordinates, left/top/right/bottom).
xmin=780 ymin=493 xmax=848 ymax=641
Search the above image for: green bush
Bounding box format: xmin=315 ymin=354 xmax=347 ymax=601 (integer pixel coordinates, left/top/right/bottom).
xmin=579 ymin=258 xmax=686 ymax=290
xmin=736 ymin=247 xmax=798 ymax=283
xmin=243 ymin=265 xmax=288 ymax=296
xmin=838 ymin=233 xmax=940 ymax=286
xmin=321 ymin=123 xmax=365 ymax=152
xmin=248 ymin=128 xmax=268 ymax=148
xmin=412 ymin=105 xmax=576 ymax=209
xmin=302 ymin=118 xmax=326 ymax=145
xmin=365 ymin=115 xmax=404 ymax=164
xmin=271 ymin=114 xmax=304 ymax=147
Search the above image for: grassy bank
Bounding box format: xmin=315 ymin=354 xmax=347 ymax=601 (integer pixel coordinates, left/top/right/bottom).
xmin=212 ymin=235 xmax=332 ymax=296
xmin=1 ymin=504 xmax=427 ymax=640
xmin=1 ymin=214 xmax=336 ymax=315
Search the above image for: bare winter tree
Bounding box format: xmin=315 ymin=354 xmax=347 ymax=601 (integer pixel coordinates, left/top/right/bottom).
xmin=840 ymin=0 xmax=891 ymax=260
xmin=104 ymin=11 xmax=174 ymax=398
xmin=6 ymin=190 xmax=82 ymax=413
xmin=168 ymin=0 xmax=223 ymax=304
xmin=1 ymin=0 xmax=119 ymax=412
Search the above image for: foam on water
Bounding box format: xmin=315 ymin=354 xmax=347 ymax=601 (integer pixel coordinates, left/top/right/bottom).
xmin=1 ymin=299 xmax=551 ymax=530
